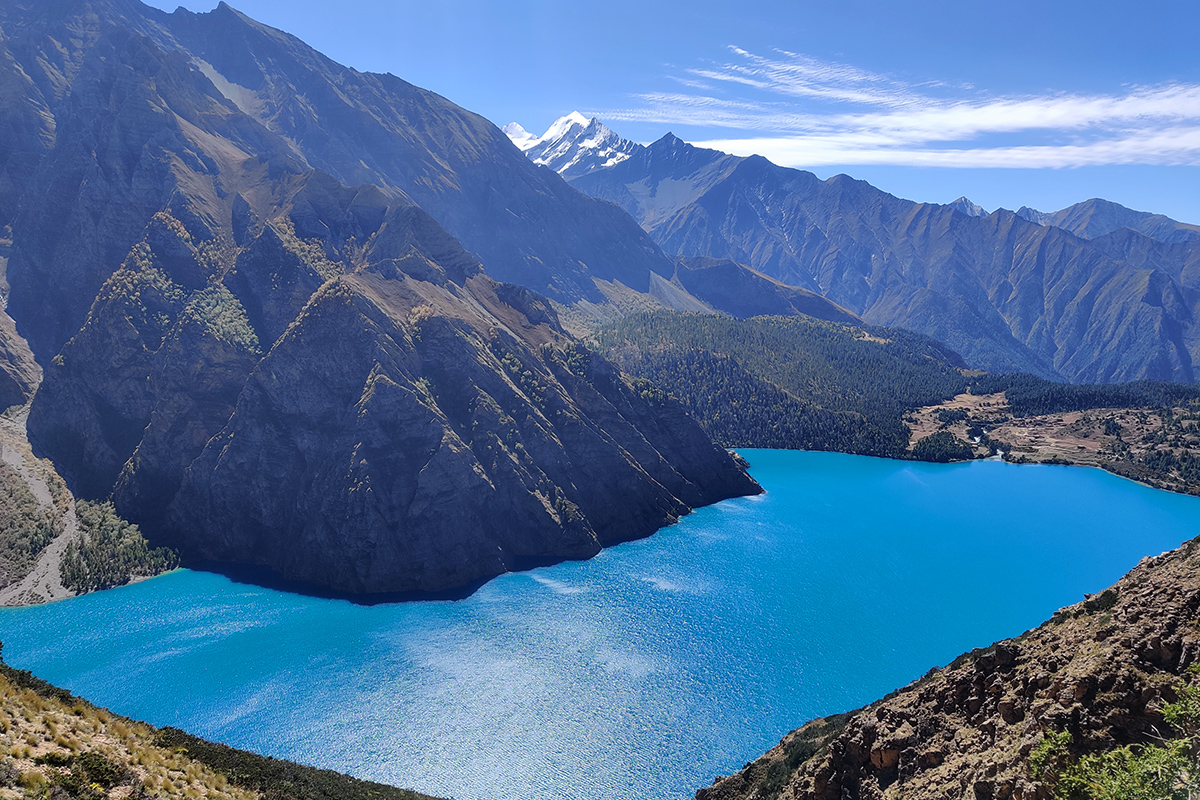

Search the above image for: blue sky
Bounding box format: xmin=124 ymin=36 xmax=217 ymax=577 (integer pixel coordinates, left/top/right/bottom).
xmin=146 ymin=0 xmax=1200 ymax=222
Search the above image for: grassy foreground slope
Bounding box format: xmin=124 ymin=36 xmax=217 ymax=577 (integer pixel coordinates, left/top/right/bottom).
xmin=0 ymin=645 xmax=441 ymax=800
xmin=696 ymin=537 xmax=1200 ymax=800
xmin=595 ymin=311 xmax=971 ymax=458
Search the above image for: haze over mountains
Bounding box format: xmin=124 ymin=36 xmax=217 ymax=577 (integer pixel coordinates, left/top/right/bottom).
xmin=512 ymin=114 xmax=1200 ymax=383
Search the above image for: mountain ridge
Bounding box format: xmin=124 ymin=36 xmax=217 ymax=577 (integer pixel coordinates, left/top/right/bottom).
xmin=564 ymin=127 xmax=1200 ymax=383
xmin=0 ymin=0 xmax=760 ymax=596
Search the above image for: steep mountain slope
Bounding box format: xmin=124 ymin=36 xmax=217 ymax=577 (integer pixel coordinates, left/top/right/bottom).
xmin=1020 ymin=198 xmax=1200 ymax=243
xmin=0 ymin=0 xmax=757 ymax=595
xmin=595 ymin=311 xmax=969 ymax=457
xmin=570 ymin=133 xmax=1200 ymax=383
xmin=504 ymin=112 xmax=643 ymax=179
xmin=27 ymin=178 xmax=757 ymax=595
xmin=0 ymin=0 xmax=675 ymax=361
xmin=696 ymin=536 xmax=1200 ymax=800
xmin=162 ymin=7 xmax=677 ymax=303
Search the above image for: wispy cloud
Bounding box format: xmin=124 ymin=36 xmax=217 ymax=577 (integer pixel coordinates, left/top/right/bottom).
xmin=590 ymin=48 xmax=1200 ymax=169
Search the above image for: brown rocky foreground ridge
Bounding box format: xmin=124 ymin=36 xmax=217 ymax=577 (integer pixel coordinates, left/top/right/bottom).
xmin=696 ymin=536 xmax=1200 ymax=800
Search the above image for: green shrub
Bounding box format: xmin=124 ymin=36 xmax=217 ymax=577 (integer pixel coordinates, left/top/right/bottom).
xmin=60 ymin=502 xmax=178 ymax=594
xmin=911 ymin=431 xmax=976 ymax=463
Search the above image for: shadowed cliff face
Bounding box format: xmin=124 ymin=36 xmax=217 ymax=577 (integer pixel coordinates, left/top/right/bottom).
xmin=571 ymin=136 xmax=1200 ymax=384
xmin=0 ymin=0 xmax=758 ymax=595
xmin=29 ymin=183 xmax=759 ymax=595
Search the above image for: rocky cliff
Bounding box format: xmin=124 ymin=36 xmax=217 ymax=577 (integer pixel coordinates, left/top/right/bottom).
xmin=0 ymin=0 xmax=759 ymax=595
xmin=696 ymin=538 xmax=1200 ymax=800
xmin=28 ymin=177 xmax=758 ymax=595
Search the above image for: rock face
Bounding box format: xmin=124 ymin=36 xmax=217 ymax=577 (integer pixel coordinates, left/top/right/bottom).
xmin=0 ymin=306 xmax=39 ymax=410
xmin=569 ymin=132 xmax=1200 ymax=383
xmin=696 ymin=539 xmax=1200 ymax=800
xmin=0 ymin=0 xmax=675 ymax=361
xmin=28 ymin=182 xmax=758 ymax=595
xmin=0 ymin=0 xmax=759 ymax=595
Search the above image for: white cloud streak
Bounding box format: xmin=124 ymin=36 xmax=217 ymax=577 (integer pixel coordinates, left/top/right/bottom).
xmin=592 ymin=47 xmax=1200 ymax=169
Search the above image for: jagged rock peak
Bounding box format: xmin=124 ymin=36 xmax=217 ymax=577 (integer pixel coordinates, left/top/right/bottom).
xmin=1016 ymin=205 xmax=1051 ymax=225
xmin=948 ymin=196 xmax=987 ymax=217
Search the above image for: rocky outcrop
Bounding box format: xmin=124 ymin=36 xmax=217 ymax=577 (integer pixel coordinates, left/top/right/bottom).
xmin=30 ymin=182 xmax=758 ymax=595
xmin=696 ymin=539 xmax=1200 ymax=800
xmin=0 ymin=306 xmax=39 ymax=410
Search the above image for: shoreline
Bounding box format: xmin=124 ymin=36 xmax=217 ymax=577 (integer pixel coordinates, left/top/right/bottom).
xmin=7 ymin=447 xmax=1196 ymax=611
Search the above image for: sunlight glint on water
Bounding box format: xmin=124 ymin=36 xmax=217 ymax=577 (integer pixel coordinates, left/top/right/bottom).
xmin=2 ymin=451 xmax=1197 ymax=800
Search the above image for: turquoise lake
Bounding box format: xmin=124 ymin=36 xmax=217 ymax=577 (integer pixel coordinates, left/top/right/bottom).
xmin=2 ymin=450 xmax=1199 ymax=800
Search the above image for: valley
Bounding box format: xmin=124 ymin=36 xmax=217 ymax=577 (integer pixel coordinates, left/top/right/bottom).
xmin=4 ymin=451 xmax=1196 ymax=800
xmin=0 ymin=1 xmax=1197 ymax=800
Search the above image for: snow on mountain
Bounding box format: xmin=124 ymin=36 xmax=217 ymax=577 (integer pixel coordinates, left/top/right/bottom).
xmin=948 ymin=196 xmax=987 ymax=217
xmin=501 ymin=122 xmax=539 ymax=151
xmin=504 ymin=112 xmax=643 ymax=179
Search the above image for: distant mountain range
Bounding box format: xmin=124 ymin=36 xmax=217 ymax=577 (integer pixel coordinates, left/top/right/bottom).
xmin=511 ymin=114 xmax=1200 ymax=383
xmin=1016 ymin=198 xmax=1200 ymax=243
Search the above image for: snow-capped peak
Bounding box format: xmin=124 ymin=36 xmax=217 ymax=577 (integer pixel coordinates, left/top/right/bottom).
xmin=502 ymin=122 xmax=539 ymax=151
xmin=541 ymin=111 xmax=591 ymax=143
xmin=503 ymin=112 xmax=643 ymax=180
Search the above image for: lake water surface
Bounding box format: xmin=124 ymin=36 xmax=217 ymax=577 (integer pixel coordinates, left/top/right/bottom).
xmin=2 ymin=451 xmax=1198 ymax=800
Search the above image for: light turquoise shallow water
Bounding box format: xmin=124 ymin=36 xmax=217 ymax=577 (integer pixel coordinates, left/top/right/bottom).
xmin=2 ymin=451 xmax=1198 ymax=800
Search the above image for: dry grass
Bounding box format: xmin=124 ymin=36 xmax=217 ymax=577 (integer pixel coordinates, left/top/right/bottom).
xmin=0 ymin=673 xmax=257 ymax=800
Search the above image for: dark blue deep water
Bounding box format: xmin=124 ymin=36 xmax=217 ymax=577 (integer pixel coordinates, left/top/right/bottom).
xmin=3 ymin=451 xmax=1198 ymax=800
